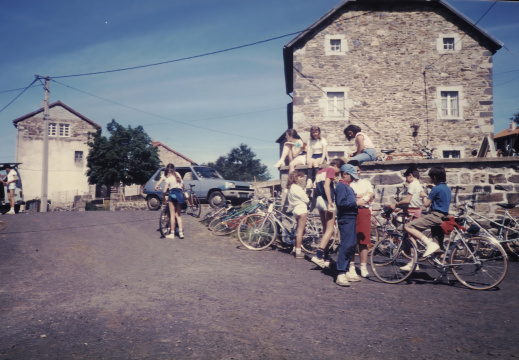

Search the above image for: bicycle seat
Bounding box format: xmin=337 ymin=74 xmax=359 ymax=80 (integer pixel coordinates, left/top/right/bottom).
xmin=381 ymin=149 xmax=396 ymax=155
xmin=497 ymin=203 xmax=516 ymax=210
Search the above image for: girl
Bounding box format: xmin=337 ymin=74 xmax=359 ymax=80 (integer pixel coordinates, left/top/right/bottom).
xmin=344 ymin=125 xmax=376 ymax=164
xmin=274 ymin=129 xmax=306 ymax=174
xmin=155 ymin=163 xmax=185 ymax=239
xmin=306 ymin=126 xmax=328 ymax=188
xmin=286 ymin=171 xmax=310 ymax=259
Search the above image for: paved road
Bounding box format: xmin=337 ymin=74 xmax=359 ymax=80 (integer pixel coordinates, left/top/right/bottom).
xmin=0 ymin=211 xmax=518 ymax=359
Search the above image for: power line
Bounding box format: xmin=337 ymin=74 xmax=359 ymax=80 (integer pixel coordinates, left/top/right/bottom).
xmin=51 ymin=31 xmax=304 ymax=79
xmin=51 ymin=79 xmax=273 ymax=143
xmin=0 ymin=79 xmax=39 ymax=115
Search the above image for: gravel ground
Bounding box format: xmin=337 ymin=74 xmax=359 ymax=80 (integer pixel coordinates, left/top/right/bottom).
xmin=0 ymin=210 xmax=518 ymax=360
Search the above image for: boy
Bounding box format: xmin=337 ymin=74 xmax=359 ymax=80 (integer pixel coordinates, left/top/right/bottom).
xmin=310 ymin=158 xmax=345 ymax=268
xmin=2 ymin=165 xmax=18 ymax=215
xmin=404 ymin=166 xmax=451 ymax=259
xmin=389 ymin=164 xmax=424 ymax=219
xmin=334 ymin=164 xmax=367 ymax=286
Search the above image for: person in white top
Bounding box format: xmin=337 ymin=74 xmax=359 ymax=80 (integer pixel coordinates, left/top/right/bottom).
xmin=286 ymin=171 xmax=310 ymax=259
xmin=305 ymin=126 xmax=328 ymax=188
xmin=274 ymin=129 xmax=307 ymax=174
xmin=389 ymin=165 xmax=424 ymax=219
xmin=155 ymin=163 xmax=185 ymax=239
xmin=348 ymin=160 xmax=374 ymax=278
xmin=1 ymin=164 xmax=19 ymax=214
xmin=344 ymin=125 xmax=376 ymax=163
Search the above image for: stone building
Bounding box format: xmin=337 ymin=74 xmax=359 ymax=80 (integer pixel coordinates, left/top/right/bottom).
xmin=12 ymin=101 xmax=101 ymax=205
xmin=282 ymin=0 xmax=503 ymax=159
xmin=151 ymin=140 xmax=196 ymax=166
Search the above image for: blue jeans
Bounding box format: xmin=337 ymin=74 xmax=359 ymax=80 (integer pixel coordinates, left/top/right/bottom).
xmin=336 ymin=216 xmax=357 ymax=273
xmin=350 ymin=148 xmax=376 ymax=163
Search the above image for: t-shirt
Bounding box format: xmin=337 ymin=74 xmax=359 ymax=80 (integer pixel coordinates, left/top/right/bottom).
xmin=350 ymin=178 xmax=374 ymax=208
xmin=6 ymin=169 xmax=18 ymax=183
xmin=163 ymin=172 xmax=183 ymax=190
xmin=355 ymin=132 xmax=375 ymax=149
xmin=287 ymin=184 xmax=309 ymax=212
xmin=315 ymin=167 xmax=337 ymax=202
xmin=308 ymin=137 xmax=328 ymax=155
xmin=428 ymin=183 xmax=451 ymax=214
xmin=407 ymin=179 xmax=424 ymax=208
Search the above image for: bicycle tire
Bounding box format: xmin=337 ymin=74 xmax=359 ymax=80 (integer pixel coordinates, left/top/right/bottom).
xmin=237 ymin=214 xmax=277 ymax=250
xmin=449 ymin=237 xmax=508 ymax=290
xmin=191 ymin=195 xmax=201 ymax=218
xmin=159 ymin=207 xmax=171 ymax=237
xmin=301 ymin=217 xmax=322 ymax=254
xmin=504 ymin=216 xmax=519 ymax=258
xmin=208 ymin=210 xmax=232 ymax=231
xmin=212 ymin=218 xmax=240 ymax=236
xmin=199 ymin=206 xmax=219 ymax=223
xmin=370 ymin=236 xmax=417 ymax=284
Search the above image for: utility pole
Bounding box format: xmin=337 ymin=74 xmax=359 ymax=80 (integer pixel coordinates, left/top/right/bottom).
xmin=41 ymin=76 xmax=50 ymax=212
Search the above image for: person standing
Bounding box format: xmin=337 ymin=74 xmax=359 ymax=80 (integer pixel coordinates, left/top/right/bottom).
xmin=305 ymin=126 xmax=328 ymax=188
xmin=335 ymin=164 xmax=368 ymax=287
xmin=286 ymin=171 xmax=310 ymax=259
xmin=155 ymin=164 xmax=185 ymax=239
xmin=348 ymin=160 xmax=374 ymax=279
xmin=344 ymin=125 xmax=376 ymax=164
xmin=2 ymin=165 xmax=19 ymax=215
xmin=310 ymin=158 xmax=345 ymax=268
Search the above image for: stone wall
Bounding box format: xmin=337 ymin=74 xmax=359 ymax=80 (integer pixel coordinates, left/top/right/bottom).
xmin=280 ymin=158 xmax=519 ymax=219
xmin=290 ymin=2 xmax=496 ymax=158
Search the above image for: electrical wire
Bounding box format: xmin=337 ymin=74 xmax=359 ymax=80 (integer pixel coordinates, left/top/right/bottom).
xmin=0 ymin=79 xmax=39 ymax=114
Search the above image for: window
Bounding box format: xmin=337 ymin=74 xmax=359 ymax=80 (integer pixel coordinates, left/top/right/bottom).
xmin=443 ymin=150 xmax=461 ymax=158
xmin=441 ymin=91 xmax=459 ymax=117
xmin=59 ymin=124 xmax=70 ymax=137
xmin=48 ymin=123 xmax=57 ymax=136
xmin=325 ymin=34 xmax=348 ymax=55
xmin=74 ymin=151 xmax=83 ymax=164
xmin=443 ymin=38 xmax=455 ymax=51
xmin=436 ymin=145 xmax=465 ymax=159
xmin=436 ymin=33 xmax=461 ymax=53
xmin=327 ymin=92 xmax=345 ymax=117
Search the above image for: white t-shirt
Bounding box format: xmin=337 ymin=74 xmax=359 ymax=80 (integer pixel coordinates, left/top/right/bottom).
xmin=7 ymin=169 xmax=18 ymax=183
xmin=287 ymin=184 xmax=309 ymax=212
xmin=407 ymin=179 xmax=424 ymax=208
xmin=308 ymin=137 xmax=328 ymax=155
xmin=163 ymin=172 xmax=183 ymax=190
xmin=350 ymin=178 xmax=374 ymax=207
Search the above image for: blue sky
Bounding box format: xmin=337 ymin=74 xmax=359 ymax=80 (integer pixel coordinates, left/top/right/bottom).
xmin=1 ymin=0 xmax=518 ymax=178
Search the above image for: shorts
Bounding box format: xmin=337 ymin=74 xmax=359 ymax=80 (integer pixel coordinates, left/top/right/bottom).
xmin=8 ymin=183 xmax=16 ymax=191
xmin=406 ymin=211 xmax=444 ymax=232
xmin=311 ymin=153 xmax=327 ymax=162
xmin=168 ymin=188 xmax=185 ymax=204
xmin=315 ymin=196 xmax=329 ymax=212
xmin=356 ymin=208 xmax=371 ymax=245
xmin=292 ymin=204 xmax=308 ymax=217
xmin=406 ymin=207 xmax=422 ymax=219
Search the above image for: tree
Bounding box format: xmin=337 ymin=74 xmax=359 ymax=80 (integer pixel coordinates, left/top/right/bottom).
xmin=207 ymin=144 xmax=271 ymax=182
xmin=511 ymin=109 xmax=519 ymax=126
xmin=87 ymin=119 xmax=160 ymax=188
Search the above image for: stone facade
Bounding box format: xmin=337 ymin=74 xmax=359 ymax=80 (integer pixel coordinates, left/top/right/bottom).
xmin=151 ymin=141 xmax=196 ymax=167
xmin=284 ymin=1 xmax=502 ymax=159
xmin=13 ymin=101 xmax=101 ymax=205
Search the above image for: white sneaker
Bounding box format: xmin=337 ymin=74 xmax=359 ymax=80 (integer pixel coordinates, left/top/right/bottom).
xmin=336 ymin=273 xmax=350 ymax=287
xmin=360 ymin=266 xmax=369 ymax=278
xmin=6 ymin=209 xmax=15 ymax=215
xmin=178 ymin=230 xmax=184 ymax=239
xmin=165 ymin=233 xmax=175 ymax=239
xmin=423 ymin=242 xmax=440 ymax=257
xmin=306 ymin=179 xmax=313 ymax=189
xmin=400 ymin=263 xmax=419 ymax=272
xmin=346 ymin=270 xmax=362 ymax=282
xmin=273 ymin=160 xmax=284 ymax=168
xmin=311 ymin=256 xmax=326 ymax=268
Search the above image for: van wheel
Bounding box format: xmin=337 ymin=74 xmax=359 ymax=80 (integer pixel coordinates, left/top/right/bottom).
xmin=208 ymin=191 xmax=226 ymax=208
xmin=147 ymin=196 xmax=161 ymax=211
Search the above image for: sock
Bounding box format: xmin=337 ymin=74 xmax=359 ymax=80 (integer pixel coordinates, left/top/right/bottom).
xmin=421 ymin=235 xmax=431 ymax=244
xmin=360 ymin=263 xmax=367 ymax=269
xmin=316 ymin=249 xmax=324 ymax=259
xmin=295 ymin=247 xmax=302 ymax=255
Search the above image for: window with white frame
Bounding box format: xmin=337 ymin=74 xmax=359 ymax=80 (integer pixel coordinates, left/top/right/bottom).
xmin=327 ymin=92 xmax=345 ymax=117
xmin=436 ymin=145 xmax=465 ymax=159
xmin=436 ymin=86 xmax=464 ymax=120
xmin=48 ymin=123 xmax=57 ymax=136
xmin=325 ymin=34 xmax=348 ymax=56
xmin=59 ymin=123 xmax=70 ymax=137
xmin=436 ymin=33 xmax=461 ymax=53
xmin=321 ymin=87 xmax=352 ymax=121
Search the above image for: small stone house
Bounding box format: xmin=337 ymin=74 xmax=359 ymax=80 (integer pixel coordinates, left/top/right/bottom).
xmin=151 ymin=140 xmax=197 ymax=166
xmin=494 ymin=122 xmax=519 ymax=157
xmin=12 ymin=101 xmax=101 ymax=205
xmin=282 ymin=0 xmax=503 ymax=159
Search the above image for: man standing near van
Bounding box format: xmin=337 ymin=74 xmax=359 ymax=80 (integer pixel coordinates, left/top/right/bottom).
xmin=2 ymin=165 xmax=18 ymax=214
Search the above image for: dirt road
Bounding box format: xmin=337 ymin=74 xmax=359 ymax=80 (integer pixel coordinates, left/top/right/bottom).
xmin=0 ymin=211 xmax=518 ymax=359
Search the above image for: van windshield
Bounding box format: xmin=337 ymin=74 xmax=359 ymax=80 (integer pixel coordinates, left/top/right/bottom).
xmin=193 ymin=167 xmax=222 ymax=179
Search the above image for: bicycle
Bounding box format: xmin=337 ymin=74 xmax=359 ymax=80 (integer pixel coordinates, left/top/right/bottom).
xmin=159 ymin=198 xmax=172 ymax=238
xmin=199 ymin=200 xmax=233 ymax=223
xmin=370 ymin=215 xmax=508 ymax=290
xmin=183 ymin=183 xmax=201 ymax=218
xmin=236 ymin=198 xmax=330 ymax=253
xmin=211 ymin=200 xmax=266 ymax=236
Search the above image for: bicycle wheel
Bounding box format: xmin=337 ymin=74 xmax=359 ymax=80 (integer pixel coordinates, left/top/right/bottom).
xmin=199 ymin=206 xmax=221 ymax=223
xmin=370 ymin=236 xmax=417 ymax=284
xmin=301 ymin=217 xmax=321 ymax=254
xmin=504 ymin=216 xmax=519 ymax=257
xmin=237 ymin=214 xmax=277 ymax=250
xmin=212 ymin=218 xmax=240 ymax=236
xmin=450 ymin=237 xmax=508 ymax=290
xmin=159 ymin=207 xmax=171 ymax=237
xmin=191 ymin=195 xmax=201 ymax=218
xmin=208 ymin=210 xmax=232 ymax=231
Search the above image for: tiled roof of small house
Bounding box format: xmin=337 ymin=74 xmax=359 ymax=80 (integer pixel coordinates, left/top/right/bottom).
xmin=12 ymin=100 xmax=101 ymax=129
xmin=151 ymin=140 xmax=197 ymax=165
xmin=495 ymin=127 xmax=519 ymax=140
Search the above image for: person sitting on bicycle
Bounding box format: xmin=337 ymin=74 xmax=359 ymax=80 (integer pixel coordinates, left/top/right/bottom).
xmin=286 ymin=171 xmax=310 ymax=259
xmin=344 ymin=124 xmax=376 ymax=164
xmin=404 ymin=166 xmax=451 ymax=258
xmin=389 ymin=164 xmax=424 ymax=219
xmin=335 ymin=164 xmax=368 ymax=287
xmin=310 ymin=158 xmax=345 ymax=268
xmin=155 ymin=163 xmax=185 ymax=239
